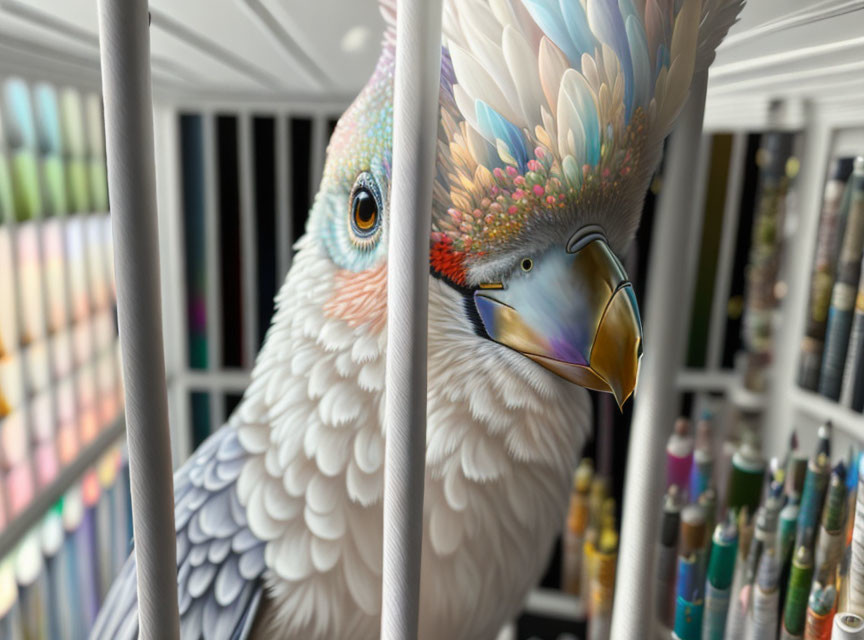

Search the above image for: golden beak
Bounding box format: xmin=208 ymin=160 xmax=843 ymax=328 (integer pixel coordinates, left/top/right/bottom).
xmin=473 ymin=237 xmax=642 ymax=407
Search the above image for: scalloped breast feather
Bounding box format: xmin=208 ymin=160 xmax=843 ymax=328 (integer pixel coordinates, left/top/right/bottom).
xmin=234 ymin=232 xmax=592 ymax=639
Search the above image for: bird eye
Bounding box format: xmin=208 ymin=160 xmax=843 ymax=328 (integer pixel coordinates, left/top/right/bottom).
xmin=352 ymin=188 xmax=377 ymax=233
xmin=348 ymin=172 xmax=382 ymax=247
xmin=521 ymin=258 xmax=533 ymax=272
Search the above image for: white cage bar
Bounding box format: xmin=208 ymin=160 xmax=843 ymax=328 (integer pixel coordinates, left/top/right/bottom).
xmin=97 ymin=0 xmax=180 ymax=637
xmin=380 ymin=0 xmax=443 ymax=636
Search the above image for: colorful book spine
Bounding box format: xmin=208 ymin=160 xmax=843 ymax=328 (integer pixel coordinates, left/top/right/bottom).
xmin=85 ymin=95 xmax=108 ymax=214
xmin=0 ymin=200 xmax=18 ymax=363
xmin=59 ymin=89 xmax=91 ymax=214
xmin=740 ymin=131 xmax=795 ymax=391
xmin=2 ymin=78 xmax=42 ymax=223
xmin=33 ymin=84 xmax=71 ymax=340
xmin=33 ymin=84 xmax=67 ymax=217
xmin=820 ymin=157 xmax=864 ymax=400
xmin=800 ymin=157 xmax=855 ymax=391
xmin=0 ymin=71 xmax=123 ymax=640
xmin=840 ymin=255 xmax=864 ymax=411
xmin=3 ymin=79 xmax=46 ymax=346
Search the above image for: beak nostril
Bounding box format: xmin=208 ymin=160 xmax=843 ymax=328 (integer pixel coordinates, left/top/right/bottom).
xmin=520 ymin=258 xmax=533 ymax=272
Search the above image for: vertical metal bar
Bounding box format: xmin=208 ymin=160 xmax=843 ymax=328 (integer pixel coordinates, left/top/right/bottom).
xmin=238 ymin=113 xmax=258 ymax=363
xmin=153 ymin=105 xmax=192 ymax=466
xmin=706 ymin=131 xmax=747 ymax=370
xmin=310 ymin=112 xmax=326 ymax=197
xmin=95 ymin=2 xmax=180 ymax=638
xmin=381 ymin=0 xmax=442 ymax=637
xmin=202 ymin=112 xmax=224 ymax=424
xmin=275 ymin=114 xmax=291 ymax=277
xmin=610 ymin=70 xmax=708 ymax=640
xmin=678 ymin=133 xmax=713 ymax=365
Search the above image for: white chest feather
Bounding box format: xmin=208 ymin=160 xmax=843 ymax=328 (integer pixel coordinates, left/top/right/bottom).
xmin=235 ymin=240 xmax=590 ymax=639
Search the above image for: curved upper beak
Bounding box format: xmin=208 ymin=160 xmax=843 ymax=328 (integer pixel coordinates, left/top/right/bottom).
xmin=473 ymin=238 xmax=643 ymax=408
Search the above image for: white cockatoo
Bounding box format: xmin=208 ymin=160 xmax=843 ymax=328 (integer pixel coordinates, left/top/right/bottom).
xmin=93 ymin=0 xmax=742 ymax=637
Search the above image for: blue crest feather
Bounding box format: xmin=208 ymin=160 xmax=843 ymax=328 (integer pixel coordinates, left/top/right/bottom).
xmin=475 ymin=99 xmax=528 ymax=173
xmin=587 ymin=0 xmax=635 ymax=120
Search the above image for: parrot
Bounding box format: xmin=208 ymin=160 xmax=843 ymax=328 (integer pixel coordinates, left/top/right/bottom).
xmin=93 ymin=0 xmax=743 ymax=637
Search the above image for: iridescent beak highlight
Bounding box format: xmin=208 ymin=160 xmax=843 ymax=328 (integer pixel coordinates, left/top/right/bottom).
xmin=473 ymin=239 xmax=643 ymax=407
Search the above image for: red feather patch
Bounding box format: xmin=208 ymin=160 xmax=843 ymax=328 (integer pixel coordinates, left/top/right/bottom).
xmin=430 ymin=238 xmax=467 ymax=287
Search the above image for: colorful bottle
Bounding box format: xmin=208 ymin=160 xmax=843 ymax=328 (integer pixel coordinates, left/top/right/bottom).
xmin=727 ymin=429 xmax=766 ymax=518
xmin=703 ymin=517 xmax=738 ymax=640
xmin=668 ymin=417 xmax=694 ymax=497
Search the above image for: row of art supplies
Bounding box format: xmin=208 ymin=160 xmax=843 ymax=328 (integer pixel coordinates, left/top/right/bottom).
xmin=0 ymin=447 xmax=132 ymax=640
xmin=799 ymin=156 xmax=864 ymax=412
xmin=684 ymin=130 xmax=799 ymax=378
xmin=655 ymin=410 xmax=864 ymax=639
xmin=0 ymin=75 xmax=123 ymax=535
xmin=0 ymin=74 xmax=136 ymax=639
xmin=561 ymin=458 xmax=619 ymax=640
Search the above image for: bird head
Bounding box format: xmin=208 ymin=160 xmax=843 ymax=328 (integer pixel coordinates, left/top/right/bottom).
xmin=310 ymin=0 xmax=721 ymax=408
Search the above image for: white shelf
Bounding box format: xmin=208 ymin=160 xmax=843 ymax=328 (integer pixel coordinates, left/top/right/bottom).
xmin=675 ymin=369 xmax=769 ymax=414
xmin=522 ymin=588 xmax=585 ymax=622
xmin=729 ymin=381 xmax=768 ymax=414
xmin=791 ymin=387 xmax=864 ymax=439
xmin=676 ymin=369 xmax=737 ymax=393
xmin=705 ymin=2 xmax=864 ymax=129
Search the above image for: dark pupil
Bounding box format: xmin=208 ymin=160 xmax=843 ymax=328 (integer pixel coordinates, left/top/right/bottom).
xmin=354 ymin=189 xmax=376 ymax=223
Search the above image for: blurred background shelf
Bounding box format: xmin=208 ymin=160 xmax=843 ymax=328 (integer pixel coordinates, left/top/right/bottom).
xmin=675 ymin=369 xmax=737 ymax=394
xmin=522 ymin=588 xmax=585 ymax=622
xmin=0 ymin=418 xmax=124 ymax=559
xmin=791 ymin=388 xmax=864 ymax=439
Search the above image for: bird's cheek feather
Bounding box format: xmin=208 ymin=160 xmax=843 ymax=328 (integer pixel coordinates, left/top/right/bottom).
xmin=322 ymin=263 xmax=388 ymax=333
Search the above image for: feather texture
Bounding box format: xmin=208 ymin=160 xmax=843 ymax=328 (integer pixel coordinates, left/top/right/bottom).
xmin=432 ymin=0 xmax=744 ymax=278
xmin=229 ymin=235 xmax=589 ymax=639
xmin=94 ymin=1 xmax=743 ymax=637
xmin=91 ymin=425 xmax=267 ymax=640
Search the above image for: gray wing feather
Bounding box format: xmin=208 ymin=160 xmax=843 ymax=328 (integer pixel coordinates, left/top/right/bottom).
xmin=90 ymin=423 xmax=268 ymax=640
